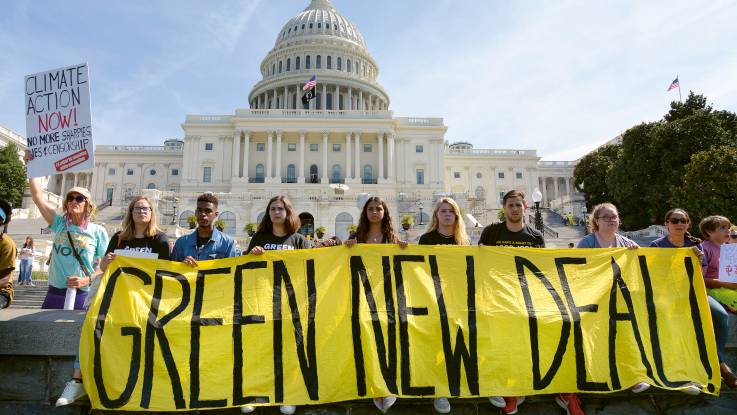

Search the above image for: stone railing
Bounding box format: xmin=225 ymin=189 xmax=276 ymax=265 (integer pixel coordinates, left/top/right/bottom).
xmin=538 ymin=160 xmax=577 ymax=167
xmin=445 ymin=148 xmax=537 ymax=157
xmin=95 ymin=145 xmax=182 ymax=153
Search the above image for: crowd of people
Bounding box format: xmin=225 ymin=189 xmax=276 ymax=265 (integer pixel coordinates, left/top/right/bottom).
xmin=0 ymin=154 xmax=735 ymax=415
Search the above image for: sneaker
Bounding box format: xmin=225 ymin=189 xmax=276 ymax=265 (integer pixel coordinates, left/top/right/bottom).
xmin=680 ymin=383 xmax=701 ymax=395
xmin=433 ymin=397 xmax=451 ymax=414
xmin=555 ymin=393 xmax=584 ymax=415
xmin=503 ymin=396 xmax=525 ymax=415
xmin=240 ymin=405 xmax=256 ymax=413
xmin=489 ymin=396 xmax=506 ymax=408
xmin=279 ymin=405 xmax=297 ymax=414
xmin=55 ymin=380 xmax=86 ymax=407
xmin=631 ymin=382 xmax=650 ymax=393
xmin=373 ymin=396 xmax=397 ymax=413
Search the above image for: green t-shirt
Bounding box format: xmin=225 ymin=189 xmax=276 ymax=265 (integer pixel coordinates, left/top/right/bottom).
xmin=48 ymin=214 xmax=109 ymax=291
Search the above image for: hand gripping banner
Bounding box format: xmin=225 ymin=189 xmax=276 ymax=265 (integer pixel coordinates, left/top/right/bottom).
xmin=79 ymin=246 xmax=720 ymax=411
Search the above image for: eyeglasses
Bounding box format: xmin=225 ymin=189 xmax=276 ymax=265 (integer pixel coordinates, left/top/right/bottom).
xmin=668 ymin=218 xmax=688 ymax=224
xmin=730 ymin=233 xmax=737 ymax=239
xmin=597 ymin=215 xmax=618 ymax=221
xmin=66 ymin=194 xmax=86 ymax=203
xmin=133 ymin=207 xmax=151 ymax=213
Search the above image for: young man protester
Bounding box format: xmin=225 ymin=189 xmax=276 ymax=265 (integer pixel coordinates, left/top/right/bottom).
xmin=0 ymin=199 xmax=16 ymax=310
xmin=171 ymin=193 xmax=237 ymax=264
xmin=478 ymin=190 xmax=544 ymax=415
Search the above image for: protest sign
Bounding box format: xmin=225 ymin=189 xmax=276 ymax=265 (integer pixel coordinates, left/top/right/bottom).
xmin=718 ymin=243 xmax=737 ymax=283
xmin=24 ymin=63 xmax=94 ymax=178
xmin=80 ymin=246 xmax=720 ymax=411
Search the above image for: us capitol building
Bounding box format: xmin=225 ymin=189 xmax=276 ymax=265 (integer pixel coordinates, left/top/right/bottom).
xmin=11 ymin=0 xmax=580 ymax=241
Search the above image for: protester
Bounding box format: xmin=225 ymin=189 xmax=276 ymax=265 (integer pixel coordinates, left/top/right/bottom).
xmin=25 ymin=154 xmax=109 ymax=310
xmin=171 ymin=193 xmax=236 ymax=264
xmin=345 ymin=196 xmax=407 ymax=413
xmin=478 ymin=190 xmax=541 ymax=414
xmin=728 ymin=225 xmax=737 ymax=244
xmin=19 ymin=236 xmax=35 ymax=286
xmin=56 ymin=195 xmax=171 ymax=407
xmin=698 ymin=215 xmax=737 ymax=388
xmin=418 ymin=197 xmax=468 ymax=413
xmin=0 ymin=199 xmax=16 ymax=309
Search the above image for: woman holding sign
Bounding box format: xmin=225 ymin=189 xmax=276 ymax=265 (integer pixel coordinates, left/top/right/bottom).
xmin=418 ymin=197 xmax=468 ymax=414
xmin=345 ymin=196 xmax=407 ymax=413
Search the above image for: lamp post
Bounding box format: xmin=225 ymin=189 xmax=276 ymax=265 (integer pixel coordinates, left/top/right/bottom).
xmin=418 ymin=201 xmax=424 ymax=226
xmin=171 ymin=197 xmax=178 ymax=226
xmin=532 ymin=188 xmax=543 ymax=233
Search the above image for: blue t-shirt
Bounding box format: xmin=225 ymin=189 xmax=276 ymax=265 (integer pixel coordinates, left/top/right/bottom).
xmin=649 ymin=236 xmax=698 ymax=248
xmin=48 ymin=214 xmax=109 ymax=291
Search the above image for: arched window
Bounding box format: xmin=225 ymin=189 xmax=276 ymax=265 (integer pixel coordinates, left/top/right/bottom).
xmin=363 ymin=164 xmax=373 ymax=183
xmin=309 ymin=164 xmax=318 ymax=183
xmin=347 ymin=59 xmax=352 ymax=72
xmin=335 ymin=212 xmax=353 ymax=241
xmin=356 ymin=61 xmax=361 ymax=74
xmin=306 ymin=56 xmax=311 ymax=69
xmin=287 ymin=164 xmax=296 ymax=183
xmin=278 ymin=61 xmax=282 ymax=73
xmin=147 ymin=183 xmax=156 ymax=189
xmin=286 ymin=58 xmax=291 ymax=71
xmin=256 ymin=211 xmax=266 ymax=224
xmin=316 ymin=55 xmax=322 ymax=69
xmin=271 ymin=63 xmax=275 ymax=75
xmin=219 ymin=211 xmax=236 ymax=235
xmin=327 ymin=56 xmax=332 ymax=69
xmin=326 ymin=93 xmax=333 ymax=110
xmin=179 ymin=210 xmax=194 ymax=228
xmin=331 ymin=164 xmax=341 ymax=182
xmin=337 ymin=57 xmax=342 ymax=70
xmin=296 ymin=56 xmax=301 ymax=70
xmin=255 ymin=164 xmax=265 ymax=183
xmin=475 ymin=186 xmax=486 ymax=199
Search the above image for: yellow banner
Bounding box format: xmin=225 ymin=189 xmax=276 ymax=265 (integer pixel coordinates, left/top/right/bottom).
xmin=80 ymin=246 xmax=720 ymax=411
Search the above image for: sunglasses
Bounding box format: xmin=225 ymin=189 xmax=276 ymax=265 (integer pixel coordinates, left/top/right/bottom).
xmin=66 ymin=194 xmax=86 ymax=203
xmin=668 ymin=218 xmax=688 ymax=225
xmin=730 ymin=233 xmax=737 ymax=239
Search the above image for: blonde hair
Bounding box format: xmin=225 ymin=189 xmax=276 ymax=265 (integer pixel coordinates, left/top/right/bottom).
xmin=428 ymin=197 xmax=470 ymax=245
xmin=118 ymin=196 xmax=162 ymax=243
xmin=589 ymin=202 xmax=618 ymax=233
xmin=62 ymin=191 xmax=97 ymax=221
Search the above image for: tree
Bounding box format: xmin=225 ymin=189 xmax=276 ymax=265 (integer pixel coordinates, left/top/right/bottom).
xmin=671 ymin=146 xmax=737 ymax=230
xmin=0 ymin=143 xmax=27 ymax=208
xmin=573 ymin=143 xmax=621 ymax=210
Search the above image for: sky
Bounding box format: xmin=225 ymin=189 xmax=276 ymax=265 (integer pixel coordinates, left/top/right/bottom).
xmin=2 ymin=0 xmax=736 ymax=161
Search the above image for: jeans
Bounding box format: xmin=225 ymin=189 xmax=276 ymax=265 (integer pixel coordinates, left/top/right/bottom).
xmin=19 ymin=258 xmax=33 ymax=283
xmin=708 ymin=295 xmax=729 ymax=362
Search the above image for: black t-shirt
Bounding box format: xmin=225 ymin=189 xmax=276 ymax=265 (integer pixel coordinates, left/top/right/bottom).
xmin=245 ymin=232 xmax=313 ymax=254
xmin=418 ymin=230 xmax=457 ymax=245
xmin=478 ymin=222 xmax=545 ymax=248
xmin=105 ymin=231 xmax=171 ymax=260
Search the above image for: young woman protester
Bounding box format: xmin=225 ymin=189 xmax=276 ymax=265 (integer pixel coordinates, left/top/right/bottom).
xmin=697 ymin=215 xmax=737 ymax=388
xmin=418 ymin=197 xmax=469 ymax=414
xmin=345 ymin=196 xmax=407 ymax=413
xmin=243 ymin=195 xmax=309 ymax=414
xmin=19 ymin=236 xmax=35 ymax=286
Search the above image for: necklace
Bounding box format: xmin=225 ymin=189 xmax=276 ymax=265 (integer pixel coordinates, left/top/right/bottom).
xmin=368 ymin=234 xmax=383 ymax=243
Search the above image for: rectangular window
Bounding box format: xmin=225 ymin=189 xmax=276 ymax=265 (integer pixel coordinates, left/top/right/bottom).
xmin=498 ymin=172 xmax=505 ymax=179
xmin=126 ymin=168 xmax=134 ymax=176
xmin=171 ymin=169 xmax=179 ymax=176
xmin=108 ymin=168 xmax=116 ymax=175
xmin=203 ymin=167 xmax=212 ymax=183
xmin=364 ymin=144 xmax=372 ymax=152
xmin=499 ymin=192 xmax=505 ymax=203
xmin=257 ymin=143 xmax=265 ymax=152
xmin=453 ymin=172 xmax=461 ymax=179
xmin=416 ymin=169 xmax=424 ymax=185
xmin=516 ymin=172 xmax=523 ymax=179
xmin=205 ymin=143 xmax=213 ymax=151
xmin=416 ymin=145 xmax=424 ymax=153
xmin=310 ymin=143 xmax=318 ymax=152
xmin=288 ymin=143 xmax=296 ymax=152
xmin=333 ymin=143 xmax=341 ymax=152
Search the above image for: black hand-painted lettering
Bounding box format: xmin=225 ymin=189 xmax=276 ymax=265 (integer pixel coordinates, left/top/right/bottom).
xmin=233 ymin=262 xmax=269 ymax=406
xmin=94 ymin=267 xmax=150 ymax=408
xmin=429 ymin=255 xmax=479 ymax=396
xmin=684 ymin=256 xmax=714 ymax=391
xmin=190 ymin=268 xmax=230 ymax=409
xmin=394 ymin=255 xmax=434 ymax=396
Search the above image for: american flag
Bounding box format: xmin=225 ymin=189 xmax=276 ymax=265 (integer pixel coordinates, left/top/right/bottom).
xmin=303 ymin=75 xmax=317 ymax=91
xmin=667 ymin=76 xmax=679 ymax=92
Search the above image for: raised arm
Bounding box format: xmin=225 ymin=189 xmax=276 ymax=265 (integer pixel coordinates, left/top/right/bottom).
xmin=25 ymin=151 xmax=56 ymax=225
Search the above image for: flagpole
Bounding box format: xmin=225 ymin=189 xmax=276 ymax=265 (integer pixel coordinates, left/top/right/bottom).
xmin=677 ymin=74 xmax=682 ymax=102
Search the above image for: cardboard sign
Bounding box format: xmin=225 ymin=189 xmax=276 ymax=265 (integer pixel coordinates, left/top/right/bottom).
xmin=25 ymin=63 xmax=94 ymax=178
xmin=718 ymin=243 xmax=737 ymax=283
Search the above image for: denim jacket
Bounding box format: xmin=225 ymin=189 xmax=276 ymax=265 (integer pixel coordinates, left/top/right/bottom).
xmin=171 ymin=228 xmax=237 ymax=262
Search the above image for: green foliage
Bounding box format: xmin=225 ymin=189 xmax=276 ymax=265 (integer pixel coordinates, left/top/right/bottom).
xmin=497 ymin=209 xmax=505 ymax=222
xmin=0 ymin=143 xmax=27 ymax=208
xmin=671 ymin=146 xmax=737 ymax=228
xmin=573 ymin=143 xmax=621 ymax=210
xmin=187 ymin=215 xmax=197 ymax=229
xmin=316 ymin=225 xmax=327 ymax=234
xmin=244 ymin=222 xmax=258 ymax=233
xmin=214 ymin=219 xmax=226 ymax=232
xmin=401 ymin=214 xmax=414 ymax=225
xmin=347 ymin=224 xmax=358 ymax=233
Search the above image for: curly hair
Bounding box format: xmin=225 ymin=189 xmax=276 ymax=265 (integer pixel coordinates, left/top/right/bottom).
xmin=356 ymin=197 xmax=398 ymax=244
xmin=197 ymin=193 xmax=219 ymax=207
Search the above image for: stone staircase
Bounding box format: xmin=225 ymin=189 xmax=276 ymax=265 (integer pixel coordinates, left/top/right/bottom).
xmin=540 ymin=209 xmax=587 ymax=248
xmin=9 ymin=282 xmax=48 ymax=309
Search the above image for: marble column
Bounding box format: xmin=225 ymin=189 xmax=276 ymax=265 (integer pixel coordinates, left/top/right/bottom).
xmin=266 ymin=132 xmax=273 ymax=179
xmin=321 ymin=132 xmax=329 ymax=183
xmin=299 ymin=132 xmax=306 ymax=183
xmin=354 ymin=133 xmax=361 ymax=181
xmin=377 ymin=132 xmax=384 ymax=180
xmin=387 ymin=133 xmax=395 ymax=182
xmin=275 ymin=132 xmax=282 ymax=182
xmin=243 ymin=132 xmax=250 ymax=181
xmin=345 ymin=133 xmax=352 ymax=179
xmin=232 ymin=131 xmax=241 ymax=179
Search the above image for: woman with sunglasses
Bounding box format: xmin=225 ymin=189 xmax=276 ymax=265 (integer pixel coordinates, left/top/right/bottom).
xmin=25 ymin=153 xmax=109 ymax=310
xmin=345 ymin=196 xmax=407 ymax=413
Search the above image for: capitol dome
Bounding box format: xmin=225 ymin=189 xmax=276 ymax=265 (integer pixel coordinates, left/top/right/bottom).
xmin=248 ymin=0 xmax=390 ymax=112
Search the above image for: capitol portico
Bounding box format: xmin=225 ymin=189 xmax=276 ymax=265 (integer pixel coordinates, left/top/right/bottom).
xmin=29 ymin=0 xmax=582 ymax=242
